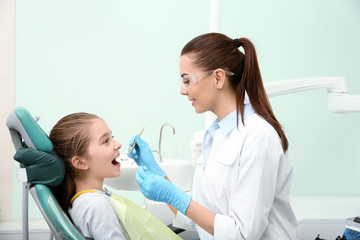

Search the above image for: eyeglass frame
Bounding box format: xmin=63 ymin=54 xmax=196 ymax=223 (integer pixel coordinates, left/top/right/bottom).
xmin=180 ymin=69 xmax=234 ymax=91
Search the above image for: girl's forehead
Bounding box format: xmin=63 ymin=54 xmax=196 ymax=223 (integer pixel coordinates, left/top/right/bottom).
xmin=88 ymin=119 xmax=110 ymax=137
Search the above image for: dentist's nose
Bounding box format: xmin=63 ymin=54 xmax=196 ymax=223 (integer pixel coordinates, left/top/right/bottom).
xmin=180 ymin=86 xmax=188 ymax=95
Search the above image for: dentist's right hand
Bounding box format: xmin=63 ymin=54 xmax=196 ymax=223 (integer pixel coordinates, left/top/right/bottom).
xmin=128 ymin=135 xmax=166 ymax=178
xmin=136 ymin=166 xmax=192 ymax=215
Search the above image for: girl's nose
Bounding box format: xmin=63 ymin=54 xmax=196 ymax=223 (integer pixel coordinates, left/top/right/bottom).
xmin=114 ymin=140 xmax=122 ymax=150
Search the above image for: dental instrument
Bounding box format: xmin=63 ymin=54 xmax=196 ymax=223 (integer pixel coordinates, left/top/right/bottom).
xmin=120 ymin=127 xmax=145 ymax=161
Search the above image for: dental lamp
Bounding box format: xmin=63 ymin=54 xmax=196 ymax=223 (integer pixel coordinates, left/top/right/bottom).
xmin=264 ymin=77 xmax=360 ymax=113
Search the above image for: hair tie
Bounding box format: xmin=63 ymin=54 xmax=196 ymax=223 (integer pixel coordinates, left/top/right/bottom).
xmin=233 ymin=38 xmax=241 ymax=48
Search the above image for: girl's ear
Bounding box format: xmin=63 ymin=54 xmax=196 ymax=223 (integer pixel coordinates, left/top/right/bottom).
xmin=213 ymin=69 xmax=226 ymax=89
xmin=71 ymin=156 xmax=89 ymax=170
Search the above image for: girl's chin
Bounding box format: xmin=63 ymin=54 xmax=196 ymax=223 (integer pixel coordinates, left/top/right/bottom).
xmin=109 ymin=169 xmax=121 ymax=178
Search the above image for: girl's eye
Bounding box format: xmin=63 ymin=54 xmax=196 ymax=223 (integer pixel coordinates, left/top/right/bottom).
xmin=103 ymin=136 xmax=114 ymax=144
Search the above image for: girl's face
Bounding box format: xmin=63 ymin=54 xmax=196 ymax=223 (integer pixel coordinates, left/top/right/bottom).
xmin=179 ymin=54 xmax=217 ymax=114
xmin=83 ymin=119 xmax=122 ymax=180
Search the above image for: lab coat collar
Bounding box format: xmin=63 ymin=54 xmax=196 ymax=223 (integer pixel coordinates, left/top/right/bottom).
xmin=208 ymin=103 xmax=255 ymax=137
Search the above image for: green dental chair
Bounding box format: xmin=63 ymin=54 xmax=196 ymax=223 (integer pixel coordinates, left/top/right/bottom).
xmin=6 ymin=107 xmax=85 ymax=240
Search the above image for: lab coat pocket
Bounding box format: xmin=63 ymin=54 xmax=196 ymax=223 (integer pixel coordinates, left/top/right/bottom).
xmin=214 ymin=132 xmax=244 ymax=166
xmin=207 ymin=140 xmax=243 ymax=199
xmin=214 ymin=146 xmax=239 ymax=166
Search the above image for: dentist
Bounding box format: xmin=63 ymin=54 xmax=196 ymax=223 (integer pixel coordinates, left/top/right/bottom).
xmin=131 ymin=33 xmax=298 ymax=239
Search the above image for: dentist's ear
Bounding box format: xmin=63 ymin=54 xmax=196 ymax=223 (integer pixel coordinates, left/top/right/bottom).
xmin=214 ymin=69 xmax=226 ymax=89
xmin=71 ymin=156 xmax=89 ymax=170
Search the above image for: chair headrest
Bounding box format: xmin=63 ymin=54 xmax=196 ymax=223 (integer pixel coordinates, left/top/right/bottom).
xmin=6 ymin=107 xmax=53 ymax=152
xmin=6 ymin=107 xmax=64 ymax=187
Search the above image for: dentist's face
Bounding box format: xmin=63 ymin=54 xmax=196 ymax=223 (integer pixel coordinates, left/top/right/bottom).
xmin=179 ymin=54 xmax=217 ymax=114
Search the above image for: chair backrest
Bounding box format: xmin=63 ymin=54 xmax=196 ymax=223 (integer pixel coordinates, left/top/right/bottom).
xmin=6 ymin=107 xmax=85 ymax=240
xmin=30 ymin=184 xmax=85 ymax=240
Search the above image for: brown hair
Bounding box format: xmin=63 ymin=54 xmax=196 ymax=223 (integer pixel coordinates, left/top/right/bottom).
xmin=181 ymin=33 xmax=288 ymax=152
xmin=49 ymin=112 xmax=100 ymax=213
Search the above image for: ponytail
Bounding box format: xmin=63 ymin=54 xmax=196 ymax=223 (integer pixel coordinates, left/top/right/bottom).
xmin=236 ymin=38 xmax=288 ymax=152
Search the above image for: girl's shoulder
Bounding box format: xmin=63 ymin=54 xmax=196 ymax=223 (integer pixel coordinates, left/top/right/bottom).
xmin=69 ymin=191 xmax=115 ymax=223
xmin=71 ymin=191 xmax=111 ymax=210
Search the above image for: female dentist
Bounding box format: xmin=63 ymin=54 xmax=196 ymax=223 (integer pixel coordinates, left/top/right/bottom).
xmin=130 ymin=32 xmax=298 ymax=239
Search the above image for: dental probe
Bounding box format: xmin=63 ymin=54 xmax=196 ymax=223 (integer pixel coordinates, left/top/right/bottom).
xmin=119 ymin=126 xmax=145 ymax=161
xmin=128 ymin=126 xmax=145 ymax=156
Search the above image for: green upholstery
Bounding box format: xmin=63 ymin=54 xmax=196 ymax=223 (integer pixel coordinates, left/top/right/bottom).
xmin=6 ymin=107 xmax=53 ymax=152
xmin=13 ymin=147 xmax=65 ymax=187
xmin=30 ymin=184 xmax=85 ymax=240
xmin=8 ymin=107 xmax=65 ymax=187
xmin=15 ymin=107 xmax=53 ymax=152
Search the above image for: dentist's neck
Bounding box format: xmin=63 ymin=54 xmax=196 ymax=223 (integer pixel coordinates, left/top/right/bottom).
xmin=213 ymin=91 xmax=237 ymax=121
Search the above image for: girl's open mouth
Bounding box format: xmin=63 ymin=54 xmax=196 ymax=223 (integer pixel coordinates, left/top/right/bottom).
xmin=112 ymin=158 xmax=120 ymax=166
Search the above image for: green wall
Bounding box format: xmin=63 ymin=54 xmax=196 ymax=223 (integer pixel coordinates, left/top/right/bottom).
xmin=13 ymin=0 xmax=360 ymax=220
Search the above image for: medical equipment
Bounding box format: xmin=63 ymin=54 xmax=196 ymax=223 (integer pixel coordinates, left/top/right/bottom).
xmin=264 ymin=77 xmax=360 ymax=113
xmin=314 ymin=234 xmax=347 ymax=240
xmin=6 ymin=107 xmax=84 ymax=240
xmin=129 ymin=127 xmax=145 ymax=155
xmin=130 ymin=135 xmax=167 ymax=178
xmin=120 ymin=126 xmax=145 ymax=161
xmin=314 ymin=219 xmax=360 ymax=240
xmin=342 ymin=217 xmax=360 ymax=239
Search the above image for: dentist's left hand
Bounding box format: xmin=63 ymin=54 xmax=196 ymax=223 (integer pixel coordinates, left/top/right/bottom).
xmin=128 ymin=135 xmax=166 ymax=178
xmin=136 ymin=166 xmax=192 ymax=215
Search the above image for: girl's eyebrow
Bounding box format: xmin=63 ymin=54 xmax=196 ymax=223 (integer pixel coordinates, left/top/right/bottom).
xmin=99 ymin=131 xmax=112 ymax=141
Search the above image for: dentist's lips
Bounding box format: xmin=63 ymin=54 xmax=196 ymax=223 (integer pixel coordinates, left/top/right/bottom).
xmin=190 ymin=99 xmax=195 ymax=106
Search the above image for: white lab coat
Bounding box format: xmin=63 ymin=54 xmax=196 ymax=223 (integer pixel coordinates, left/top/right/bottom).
xmin=174 ymin=112 xmax=298 ymax=239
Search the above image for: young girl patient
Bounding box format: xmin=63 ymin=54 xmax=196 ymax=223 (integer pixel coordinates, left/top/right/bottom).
xmin=49 ymin=112 xmax=129 ymax=239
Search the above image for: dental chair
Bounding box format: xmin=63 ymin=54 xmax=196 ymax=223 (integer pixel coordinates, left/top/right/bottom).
xmin=6 ymin=107 xmax=85 ymax=240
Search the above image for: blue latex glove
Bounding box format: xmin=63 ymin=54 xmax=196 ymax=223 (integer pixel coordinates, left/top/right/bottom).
xmin=128 ymin=135 xmax=166 ymax=178
xmin=136 ymin=166 xmax=192 ymax=215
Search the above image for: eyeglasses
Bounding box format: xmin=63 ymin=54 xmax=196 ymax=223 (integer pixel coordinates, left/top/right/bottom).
xmin=180 ymin=69 xmax=234 ymax=91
